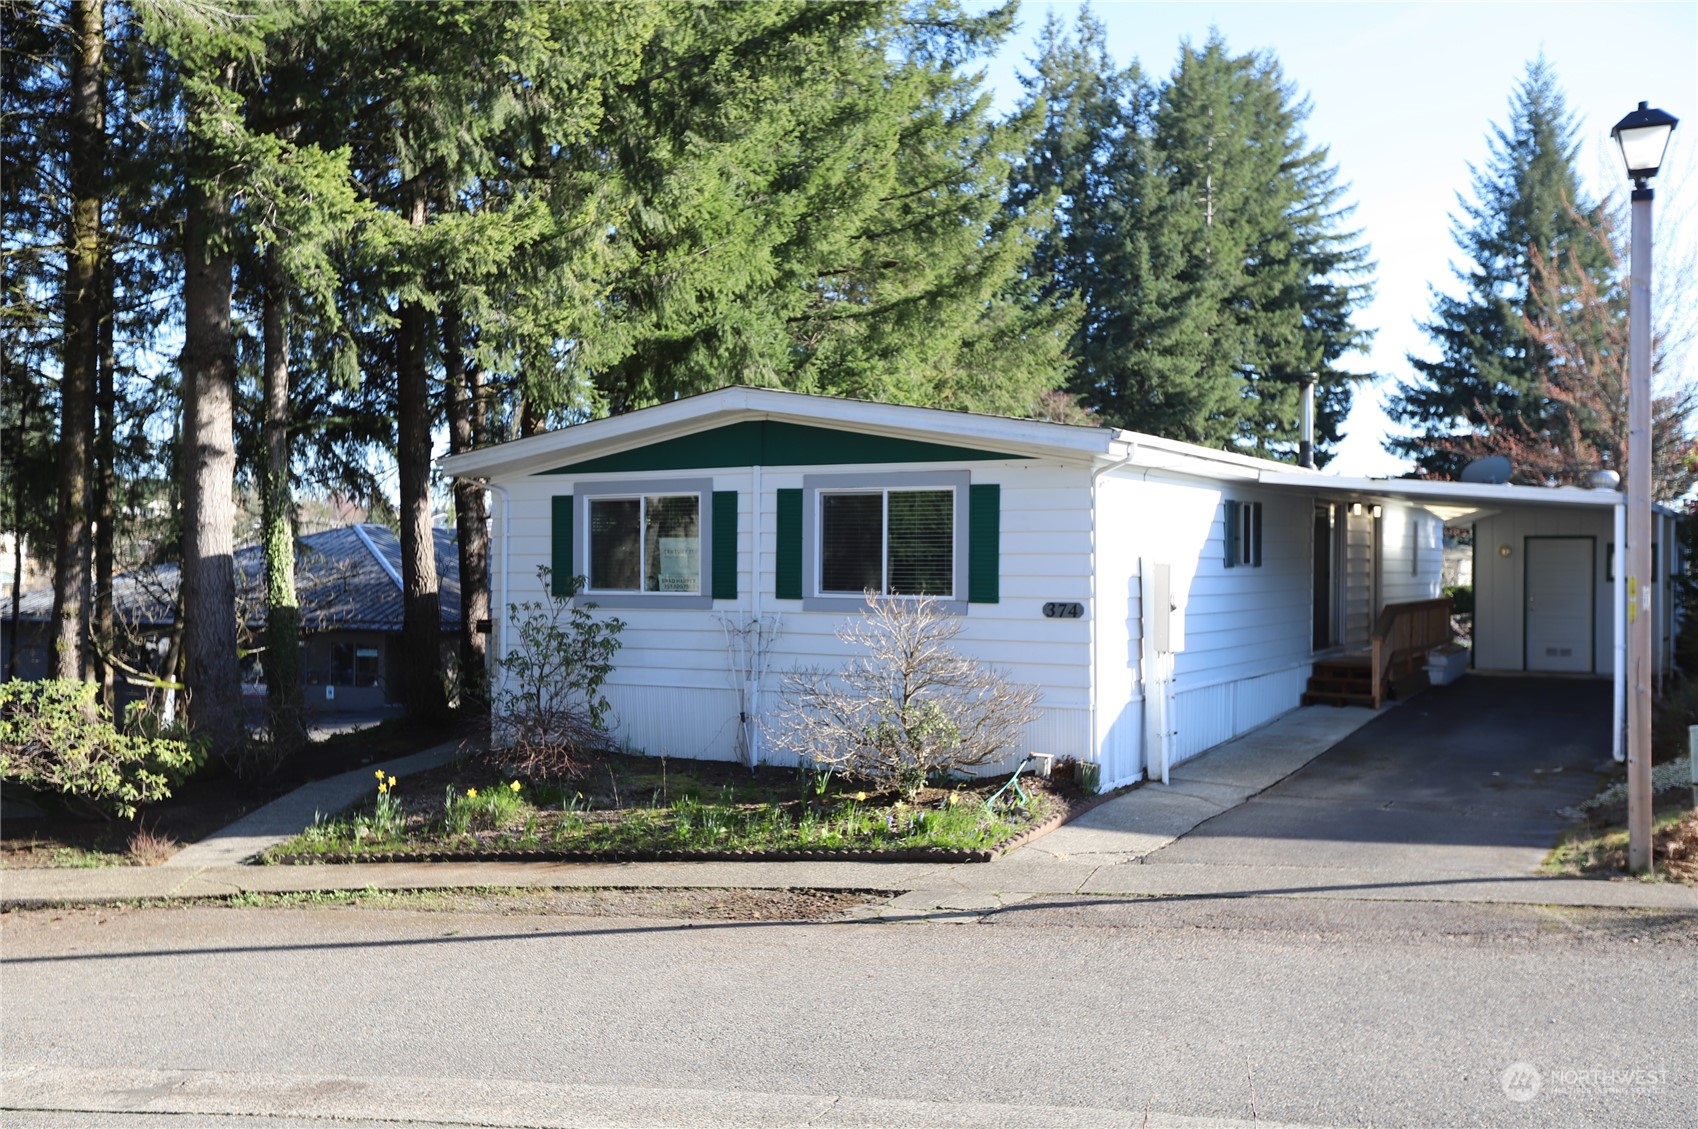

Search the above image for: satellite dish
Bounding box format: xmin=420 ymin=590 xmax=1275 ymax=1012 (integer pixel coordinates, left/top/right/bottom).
xmin=1459 ymin=455 xmax=1512 ymax=485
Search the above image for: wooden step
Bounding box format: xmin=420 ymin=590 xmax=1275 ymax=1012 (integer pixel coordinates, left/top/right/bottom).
xmin=1302 ymin=690 xmax=1377 ymax=707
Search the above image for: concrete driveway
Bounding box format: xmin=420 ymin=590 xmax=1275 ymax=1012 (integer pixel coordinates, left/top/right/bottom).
xmin=1147 ymin=675 xmax=1613 ymax=881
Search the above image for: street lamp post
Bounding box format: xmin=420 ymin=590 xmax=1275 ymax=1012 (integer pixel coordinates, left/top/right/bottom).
xmin=1611 ymin=101 xmax=1678 ymax=874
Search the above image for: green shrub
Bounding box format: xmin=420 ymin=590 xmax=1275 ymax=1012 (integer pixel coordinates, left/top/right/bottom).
xmin=1443 ymin=584 xmax=1474 ymax=616
xmin=492 ymin=567 xmax=625 ymax=779
xmin=0 ymin=679 xmax=203 ymax=819
xmin=442 ymin=779 xmax=529 ymax=835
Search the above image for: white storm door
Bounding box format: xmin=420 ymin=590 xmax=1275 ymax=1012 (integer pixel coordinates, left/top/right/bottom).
xmin=1525 ymin=537 xmax=1594 ymax=673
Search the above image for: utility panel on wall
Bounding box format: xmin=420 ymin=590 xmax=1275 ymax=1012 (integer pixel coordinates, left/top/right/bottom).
xmin=1142 ymin=561 xmax=1185 ymax=654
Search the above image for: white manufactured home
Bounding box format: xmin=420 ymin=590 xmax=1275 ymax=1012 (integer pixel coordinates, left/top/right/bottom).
xmin=441 ymin=388 xmax=1680 ymax=789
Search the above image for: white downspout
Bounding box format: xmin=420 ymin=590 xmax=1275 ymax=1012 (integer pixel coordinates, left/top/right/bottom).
xmin=1088 ymin=445 xmax=1138 ymax=787
xmin=749 ymin=463 xmax=764 ymax=766
xmin=1613 ymin=497 xmax=1626 ymax=763
xmin=486 ymin=482 xmax=512 ymax=699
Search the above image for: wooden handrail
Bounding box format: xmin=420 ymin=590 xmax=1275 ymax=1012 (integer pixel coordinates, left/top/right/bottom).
xmin=1368 ymin=597 xmax=1453 ymax=708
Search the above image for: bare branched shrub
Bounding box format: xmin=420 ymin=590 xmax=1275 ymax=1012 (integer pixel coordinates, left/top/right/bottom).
xmin=491 ymin=567 xmax=624 ymax=780
xmin=769 ymin=593 xmax=1040 ymax=798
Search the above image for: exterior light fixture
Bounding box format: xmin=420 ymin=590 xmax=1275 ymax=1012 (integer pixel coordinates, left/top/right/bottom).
xmin=1611 ymin=102 xmax=1678 ymax=185
xmin=1498 ymin=544 xmax=1512 ymax=559
xmin=1370 ymin=504 xmax=1383 ymax=520
xmin=1350 ymin=502 xmax=1363 ymax=517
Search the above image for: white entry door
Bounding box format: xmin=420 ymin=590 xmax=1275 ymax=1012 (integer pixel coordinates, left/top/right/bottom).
xmin=1525 ymin=537 xmax=1594 ymax=673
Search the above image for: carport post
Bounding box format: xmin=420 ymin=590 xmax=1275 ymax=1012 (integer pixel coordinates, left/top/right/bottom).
xmin=1612 ymin=501 xmax=1626 ymax=764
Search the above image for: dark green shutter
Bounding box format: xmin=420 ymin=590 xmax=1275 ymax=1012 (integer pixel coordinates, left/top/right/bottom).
xmin=1223 ymin=500 xmax=1239 ymax=568
xmin=775 ymin=488 xmax=803 ymax=600
xmin=712 ymin=491 xmax=738 ymax=599
xmin=1250 ymin=502 xmax=1263 ymax=568
xmin=551 ymin=495 xmax=574 ymax=596
xmin=967 ymin=483 xmax=1000 ymax=604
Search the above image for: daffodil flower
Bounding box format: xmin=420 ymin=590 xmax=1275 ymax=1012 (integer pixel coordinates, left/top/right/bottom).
xmin=388 ymin=776 xmax=398 ymax=787
xmin=467 ymin=788 xmax=478 ymax=799
xmin=374 ymin=770 xmax=385 ymax=780
xmin=509 ymin=781 xmax=521 ymax=793
xmin=855 ymin=791 xmax=867 ymax=803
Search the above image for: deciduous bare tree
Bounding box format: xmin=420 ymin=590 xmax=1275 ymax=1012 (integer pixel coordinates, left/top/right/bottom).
xmin=1424 ymin=207 xmax=1697 ymax=500
xmin=771 ymin=594 xmax=1041 ymax=799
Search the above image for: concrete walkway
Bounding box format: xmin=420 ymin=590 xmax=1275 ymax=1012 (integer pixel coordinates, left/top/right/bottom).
xmin=5 ymin=700 xmax=1695 ymax=914
xmin=160 ymin=740 xmax=468 ymax=869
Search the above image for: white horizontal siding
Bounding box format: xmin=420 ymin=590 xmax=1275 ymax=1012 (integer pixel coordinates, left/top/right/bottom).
xmin=490 ymin=461 xmax=1096 ymax=762
xmin=1092 ymin=471 xmax=1321 ymax=784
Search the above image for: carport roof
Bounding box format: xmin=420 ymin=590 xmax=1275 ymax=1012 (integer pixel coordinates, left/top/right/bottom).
xmin=1253 ymin=470 xmax=1627 ymax=524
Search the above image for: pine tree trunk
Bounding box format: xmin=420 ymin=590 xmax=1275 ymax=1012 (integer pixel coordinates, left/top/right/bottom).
xmin=50 ymin=0 xmax=103 ymax=682
xmin=397 ymin=174 xmax=445 ymax=722
xmin=443 ymin=303 xmax=489 ymax=709
xmin=94 ymin=251 xmax=116 ymax=707
xmin=179 ymin=112 xmax=241 ymax=759
xmin=262 ymin=246 xmax=306 ymax=754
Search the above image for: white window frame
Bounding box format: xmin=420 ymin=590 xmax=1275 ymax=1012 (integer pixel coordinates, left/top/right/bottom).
xmin=573 ymin=477 xmax=714 ymax=609
xmin=801 ymin=470 xmax=968 ymax=614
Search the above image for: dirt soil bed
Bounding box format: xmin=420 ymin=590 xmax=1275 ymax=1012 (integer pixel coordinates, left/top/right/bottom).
xmin=7 ymin=886 xmax=879 ymax=923
xmin=261 ymin=749 xmax=1089 ymax=864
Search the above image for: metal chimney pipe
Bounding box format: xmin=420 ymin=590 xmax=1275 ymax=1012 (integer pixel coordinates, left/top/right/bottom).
xmin=1298 ymin=372 xmax=1317 ymax=469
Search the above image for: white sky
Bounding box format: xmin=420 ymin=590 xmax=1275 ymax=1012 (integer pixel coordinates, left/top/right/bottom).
xmin=973 ymin=1 xmax=1698 ymax=475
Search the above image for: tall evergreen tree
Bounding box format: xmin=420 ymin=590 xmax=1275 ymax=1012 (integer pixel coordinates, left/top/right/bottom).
xmin=1006 ymin=8 xmax=1140 ymax=413
xmin=1009 ymin=25 xmax=1371 ymax=460
xmin=572 ymin=1 xmax=1069 ymax=419
xmin=48 ymin=0 xmax=103 ymax=682
xmin=1388 ymin=57 xmax=1609 ymax=478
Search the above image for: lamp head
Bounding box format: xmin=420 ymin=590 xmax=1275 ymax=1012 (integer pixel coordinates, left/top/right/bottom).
xmin=1612 ymin=102 xmax=1678 ymax=185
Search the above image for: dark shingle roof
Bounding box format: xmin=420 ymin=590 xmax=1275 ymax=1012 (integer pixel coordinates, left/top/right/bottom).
xmin=5 ymin=524 xmax=464 ymax=633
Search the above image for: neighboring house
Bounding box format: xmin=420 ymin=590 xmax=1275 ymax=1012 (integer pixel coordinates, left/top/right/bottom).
xmin=440 ymin=387 xmax=1682 ymax=789
xmin=1 ymin=524 xmax=463 ymax=714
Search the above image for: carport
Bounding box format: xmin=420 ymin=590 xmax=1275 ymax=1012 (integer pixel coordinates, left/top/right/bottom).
xmin=1257 ymin=470 xmax=1685 ymax=763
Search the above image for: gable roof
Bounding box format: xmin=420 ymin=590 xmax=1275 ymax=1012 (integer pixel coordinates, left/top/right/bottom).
xmin=438 ymin=385 xmax=1309 ymax=481
xmin=4 ymin=524 xmax=463 ymax=633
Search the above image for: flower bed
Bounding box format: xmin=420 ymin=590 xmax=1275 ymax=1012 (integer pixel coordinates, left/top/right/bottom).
xmin=260 ymin=752 xmax=1074 ymax=864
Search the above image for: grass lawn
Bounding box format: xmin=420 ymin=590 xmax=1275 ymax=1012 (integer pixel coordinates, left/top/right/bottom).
xmin=261 ymin=750 xmax=1062 ymax=862
xmin=1544 ymin=784 xmax=1698 ymax=883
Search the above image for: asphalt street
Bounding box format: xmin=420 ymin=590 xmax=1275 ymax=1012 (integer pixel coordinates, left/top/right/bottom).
xmin=3 ymin=895 xmax=1693 ymax=1128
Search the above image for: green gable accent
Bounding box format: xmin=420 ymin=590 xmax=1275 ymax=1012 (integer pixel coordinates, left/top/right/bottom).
xmin=712 ymin=491 xmax=737 ymax=600
xmin=537 ymin=420 xmax=1026 ymax=475
xmin=967 ymin=484 xmax=1000 ymax=604
xmin=775 ymin=489 xmax=803 ymax=600
xmin=551 ymin=495 xmax=574 ymax=596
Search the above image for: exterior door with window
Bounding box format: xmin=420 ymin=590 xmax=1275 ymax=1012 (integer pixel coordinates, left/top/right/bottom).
xmin=1525 ymin=536 xmax=1594 ymax=673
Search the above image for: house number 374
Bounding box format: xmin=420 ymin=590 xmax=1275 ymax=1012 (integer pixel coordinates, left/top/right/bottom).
xmin=1042 ymin=601 xmax=1084 ymax=619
